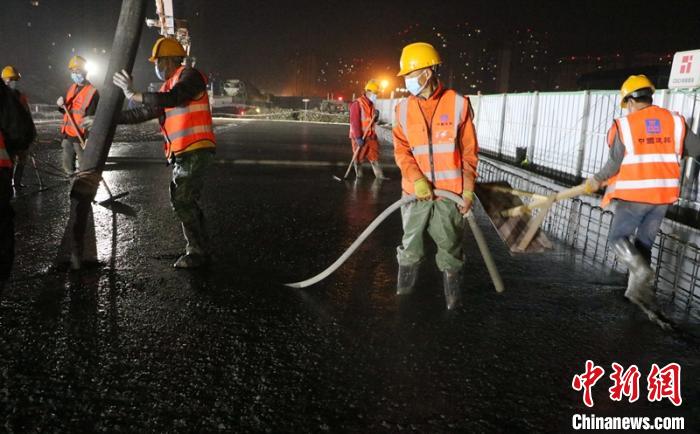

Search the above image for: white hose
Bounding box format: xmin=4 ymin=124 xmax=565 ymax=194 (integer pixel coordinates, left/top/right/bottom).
xmin=285 ymin=189 xmax=505 ymax=293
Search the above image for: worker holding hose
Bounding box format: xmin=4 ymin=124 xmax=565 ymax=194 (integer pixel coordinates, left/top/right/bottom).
xmin=582 ymin=75 xmax=700 ymax=315
xmin=84 ymin=37 xmax=216 ymax=269
xmin=392 ymin=42 xmax=479 ymax=310
xmin=349 ymin=79 xmax=384 ymax=179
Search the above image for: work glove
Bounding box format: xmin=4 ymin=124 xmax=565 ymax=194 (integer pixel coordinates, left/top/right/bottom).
xmin=113 ymin=69 xmax=136 ymax=100
xmin=414 ymin=177 xmax=433 ymax=201
xmin=355 ymin=137 xmax=365 ymax=148
xmin=460 ymin=190 xmax=474 ymax=215
xmin=583 ymin=176 xmax=601 ymax=194
xmin=81 ymin=116 xmax=95 ymax=131
xmin=56 ymin=96 xmax=65 ymax=107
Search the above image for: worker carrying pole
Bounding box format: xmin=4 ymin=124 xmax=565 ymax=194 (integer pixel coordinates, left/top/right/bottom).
xmin=581 ymin=74 xmax=700 ymax=317
xmin=348 ymin=79 xmax=385 ymax=179
xmin=392 ymin=42 xmax=479 ymax=310
xmin=84 ymin=37 xmax=216 ymax=269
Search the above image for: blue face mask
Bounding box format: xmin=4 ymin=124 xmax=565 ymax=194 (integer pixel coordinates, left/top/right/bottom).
xmin=367 ymin=92 xmax=377 ymax=103
xmin=71 ymin=72 xmax=85 ymax=85
xmin=155 ymin=63 xmax=166 ymax=81
xmin=405 ymin=71 xmax=428 ymax=96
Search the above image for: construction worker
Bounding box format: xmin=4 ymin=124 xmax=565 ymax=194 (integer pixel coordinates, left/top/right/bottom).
xmin=57 ymin=55 xmax=99 ymax=175
xmin=392 ymin=42 xmax=479 ymax=310
xmin=0 ymin=81 xmax=14 ymax=287
xmin=583 ymin=75 xmax=700 ymax=314
xmin=2 ymin=66 xmax=33 ymax=189
xmin=349 ymin=79 xmax=384 ymax=179
xmin=85 ymin=37 xmax=216 ymax=269
xmin=0 ymin=79 xmax=35 ymax=287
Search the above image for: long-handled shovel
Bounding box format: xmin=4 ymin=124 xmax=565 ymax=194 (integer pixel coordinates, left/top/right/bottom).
xmin=62 ymin=104 xmax=88 ymax=150
xmin=332 ymin=147 xmax=361 ymax=182
xmin=333 ymin=113 xmax=378 ymax=182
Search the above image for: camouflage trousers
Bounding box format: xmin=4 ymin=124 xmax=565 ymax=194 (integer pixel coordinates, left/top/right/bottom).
xmin=170 ymin=149 xmax=214 ymax=256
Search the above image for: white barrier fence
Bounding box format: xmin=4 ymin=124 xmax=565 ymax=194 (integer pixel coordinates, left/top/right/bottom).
xmin=377 ymin=89 xmax=700 ymax=182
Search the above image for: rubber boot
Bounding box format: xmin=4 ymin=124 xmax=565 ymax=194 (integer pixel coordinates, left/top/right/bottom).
xmin=396 ymin=262 xmax=420 ymax=295
xmin=174 ymin=253 xmax=206 ymax=269
xmin=443 ymin=269 xmax=463 ymax=310
xmin=613 ymin=239 xmax=656 ymax=309
xmin=370 ymin=161 xmax=386 ymax=180
xmin=353 ymin=162 xmax=364 ymax=179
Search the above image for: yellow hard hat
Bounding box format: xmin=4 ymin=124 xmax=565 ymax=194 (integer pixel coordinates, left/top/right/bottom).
xmin=68 ymin=55 xmax=87 ymax=71
xmin=1 ymin=65 xmax=20 ymax=80
xmin=149 ymin=37 xmax=187 ymax=62
xmin=620 ymin=75 xmax=655 ymax=108
xmin=364 ymin=79 xmax=380 ymax=93
xmin=397 ymin=42 xmax=441 ymax=77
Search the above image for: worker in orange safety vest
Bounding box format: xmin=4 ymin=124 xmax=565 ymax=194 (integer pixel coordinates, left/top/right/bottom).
xmin=583 ymin=74 xmax=700 ymax=314
xmin=56 ymin=55 xmax=99 ymax=175
xmin=348 ymin=79 xmax=385 ymax=179
xmin=84 ymin=37 xmax=216 ymax=269
xmin=392 ymin=42 xmax=479 ymax=310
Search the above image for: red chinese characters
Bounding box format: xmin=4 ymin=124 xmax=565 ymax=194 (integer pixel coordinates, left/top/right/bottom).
xmin=572 ymin=361 xmax=683 ymax=407
xmin=647 ymin=363 xmax=682 ymax=406
xmin=572 ymin=360 xmax=606 ymax=407
xmin=609 ymin=363 xmax=641 ymax=403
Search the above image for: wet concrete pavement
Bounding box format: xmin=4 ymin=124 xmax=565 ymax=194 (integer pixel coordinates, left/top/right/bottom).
xmin=2 ymin=119 xmax=699 ymax=432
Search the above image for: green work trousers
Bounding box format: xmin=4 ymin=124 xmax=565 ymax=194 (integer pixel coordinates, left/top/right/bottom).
xmin=396 ymin=199 xmax=464 ymax=272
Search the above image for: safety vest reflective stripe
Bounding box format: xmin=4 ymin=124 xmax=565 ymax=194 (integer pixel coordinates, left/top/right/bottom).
xmin=395 ymin=88 xmax=468 ymax=195
xmin=160 ymin=66 xmax=216 ymax=157
xmin=672 ymin=114 xmax=684 ymax=155
xmin=611 ymin=178 xmax=679 ymax=190
xmin=167 ymin=103 xmax=211 ymax=117
xmin=0 ymin=133 xmax=11 ymax=168
xmin=620 ymin=153 xmax=680 ymax=165
xmin=601 ymin=106 xmax=683 ymax=207
xmin=62 ymin=84 xmax=97 ymax=137
xmin=397 ymin=94 xmax=464 ymax=141
xmin=166 ymin=124 xmax=215 ymax=141
xmin=411 ymin=143 xmax=456 ymax=155
xmin=426 ymin=169 xmax=462 ymax=182
xmin=617 ymin=117 xmax=635 ymax=155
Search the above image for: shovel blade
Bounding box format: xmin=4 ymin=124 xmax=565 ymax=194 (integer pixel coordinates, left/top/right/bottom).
xmin=475 ymin=181 xmax=554 ymax=254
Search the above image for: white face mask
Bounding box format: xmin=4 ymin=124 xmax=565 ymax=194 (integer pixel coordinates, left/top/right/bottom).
xmin=7 ymin=81 xmax=17 ymax=90
xmin=405 ymin=70 xmax=429 ymax=96
xmin=367 ymin=92 xmax=377 ymax=103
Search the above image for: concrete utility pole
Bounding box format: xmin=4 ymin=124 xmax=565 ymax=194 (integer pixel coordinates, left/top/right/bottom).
xmin=61 ymin=0 xmax=148 ymax=268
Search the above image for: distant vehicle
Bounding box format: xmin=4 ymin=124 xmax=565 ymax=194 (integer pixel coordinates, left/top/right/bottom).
xmin=319 ymin=99 xmax=348 ymax=114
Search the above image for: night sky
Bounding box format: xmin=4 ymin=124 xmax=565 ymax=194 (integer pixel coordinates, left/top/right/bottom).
xmin=1 ymin=0 xmax=699 ymax=101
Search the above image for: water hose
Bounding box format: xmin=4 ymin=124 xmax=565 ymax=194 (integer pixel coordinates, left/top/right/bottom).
xmin=285 ymin=189 xmax=505 ymax=293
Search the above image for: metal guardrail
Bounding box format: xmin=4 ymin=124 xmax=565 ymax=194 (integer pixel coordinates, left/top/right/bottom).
xmin=378 ymin=89 xmax=700 ymax=208
xmin=478 ymin=159 xmax=700 ymax=315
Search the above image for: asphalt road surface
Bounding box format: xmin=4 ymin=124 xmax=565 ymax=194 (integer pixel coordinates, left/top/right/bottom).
xmin=1 ymin=119 xmax=698 ymax=433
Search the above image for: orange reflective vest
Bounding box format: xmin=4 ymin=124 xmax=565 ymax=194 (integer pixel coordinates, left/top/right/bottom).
xmin=601 ymin=106 xmax=685 ymax=207
xmin=61 ymin=83 xmax=97 ymax=138
xmin=159 ymin=66 xmax=216 ymax=158
xmin=395 ymin=89 xmax=469 ymax=195
xmin=0 ymin=132 xmax=11 ymax=168
xmin=349 ymin=95 xmax=376 ymax=139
